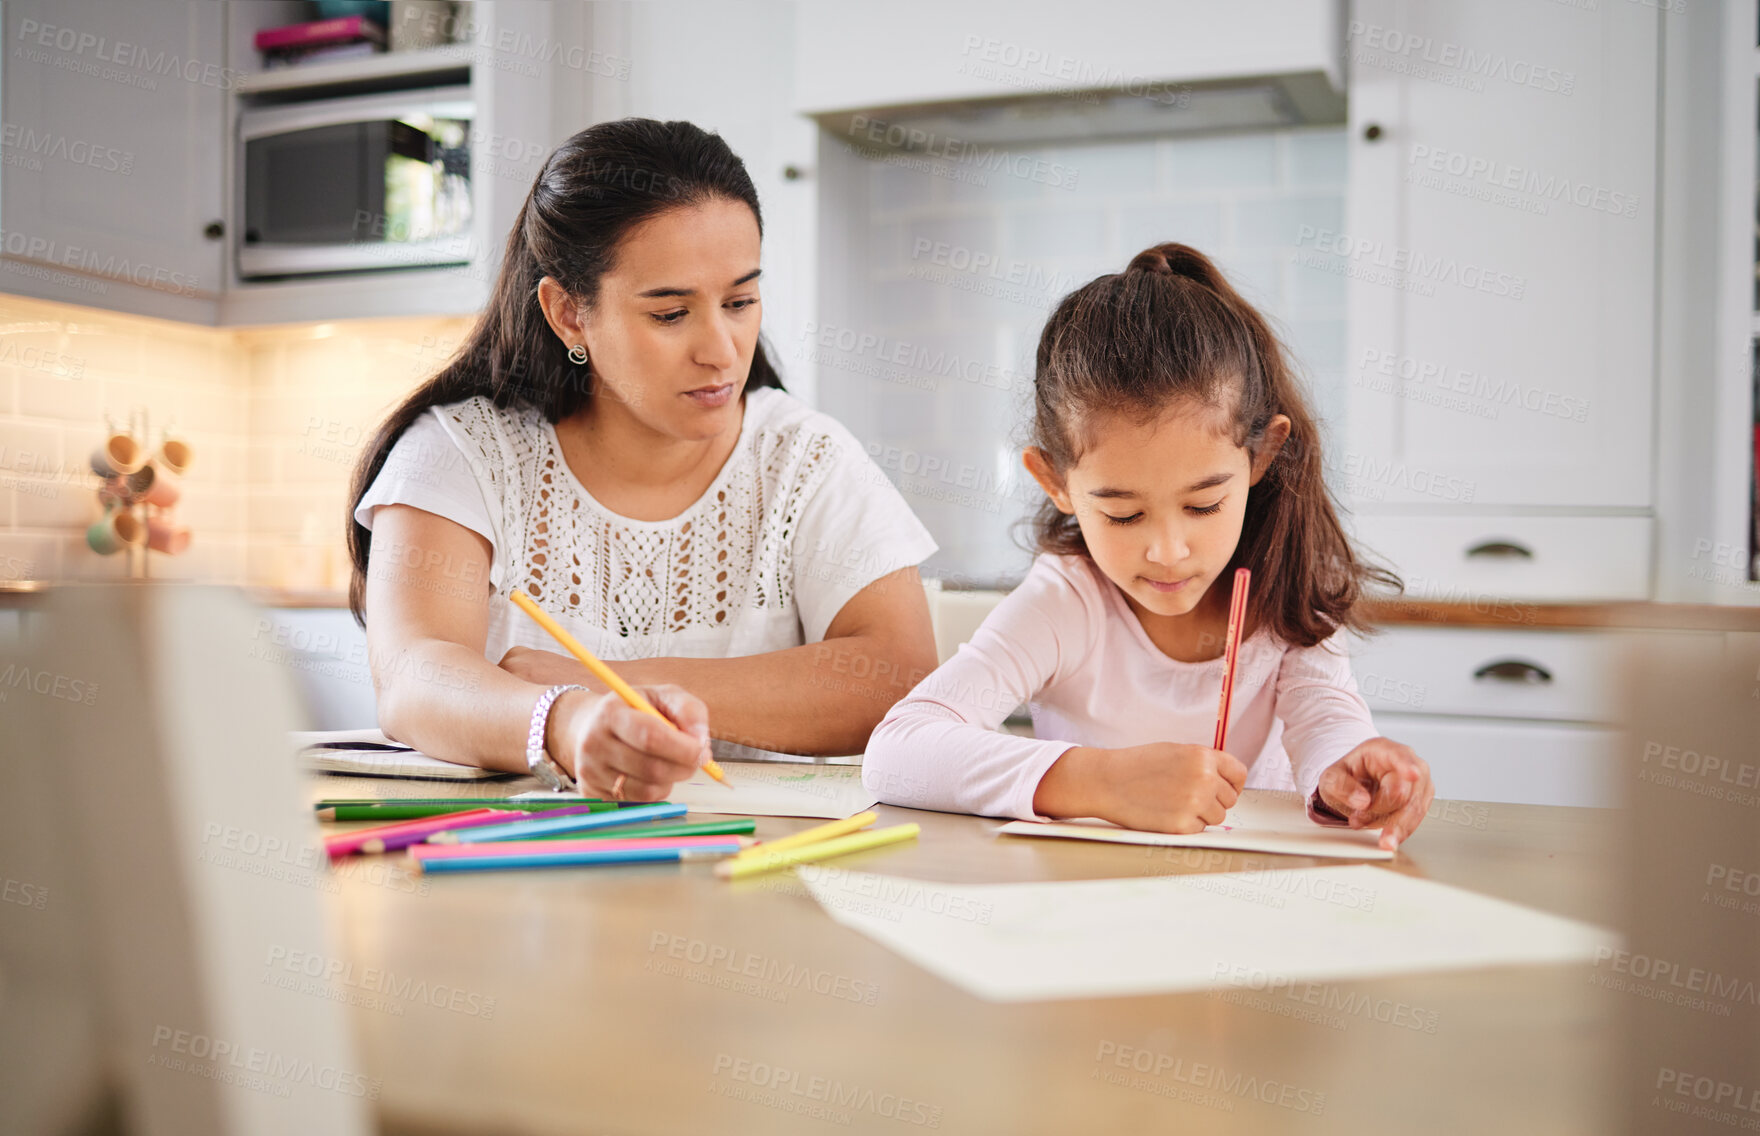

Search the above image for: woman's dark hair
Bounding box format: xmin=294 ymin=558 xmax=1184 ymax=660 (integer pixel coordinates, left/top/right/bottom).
xmin=345 ymin=118 xmax=783 ymax=627
xmin=1028 ymin=242 xmax=1397 ymax=647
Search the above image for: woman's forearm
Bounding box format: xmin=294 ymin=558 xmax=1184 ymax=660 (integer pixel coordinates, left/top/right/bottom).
xmin=560 ymin=636 xmax=936 ymax=755
xmin=374 ymin=637 xmax=552 ymax=773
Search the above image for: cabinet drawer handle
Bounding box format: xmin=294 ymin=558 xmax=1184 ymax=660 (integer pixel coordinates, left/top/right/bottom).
xmin=1465 ymin=540 xmax=1534 ymax=560
xmin=1473 ymin=659 xmax=1553 ymax=684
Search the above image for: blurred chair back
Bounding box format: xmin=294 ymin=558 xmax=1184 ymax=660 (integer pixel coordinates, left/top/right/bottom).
xmin=0 ymin=584 xmax=371 ymax=1136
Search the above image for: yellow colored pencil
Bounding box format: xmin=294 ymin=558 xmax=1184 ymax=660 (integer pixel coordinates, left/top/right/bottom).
xmin=734 ymin=811 xmax=877 ymax=862
xmin=715 ymin=823 xmax=919 ymax=880
xmin=510 ymin=590 xmax=730 ymax=787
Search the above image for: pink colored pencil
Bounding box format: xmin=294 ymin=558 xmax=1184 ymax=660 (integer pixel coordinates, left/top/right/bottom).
xmin=325 ymin=808 xmax=515 ymax=858
xmin=1212 ymin=567 xmax=1251 ymax=751
xmin=408 ymin=834 xmax=750 ymax=861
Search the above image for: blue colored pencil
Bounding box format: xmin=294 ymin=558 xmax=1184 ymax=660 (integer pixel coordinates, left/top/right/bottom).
xmin=430 ymin=802 xmax=689 ymax=845
xmin=411 ymin=841 xmax=741 ymax=874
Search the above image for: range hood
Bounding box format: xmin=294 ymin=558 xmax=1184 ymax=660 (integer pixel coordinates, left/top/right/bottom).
xmin=815 ymin=75 xmax=1343 ymax=156
xmin=796 ymin=1 xmax=1346 ymax=148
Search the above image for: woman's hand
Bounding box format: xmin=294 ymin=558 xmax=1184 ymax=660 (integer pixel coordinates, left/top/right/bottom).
xmin=499 ymin=645 xmax=599 ymax=689
xmin=1035 ymin=743 xmax=1247 ymax=834
xmin=1315 ymin=737 xmax=1433 ymax=851
xmin=546 ymin=684 xmax=711 ymax=802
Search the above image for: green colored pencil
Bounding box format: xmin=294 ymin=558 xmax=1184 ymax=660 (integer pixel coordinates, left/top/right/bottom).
xmin=528 ymin=818 xmax=757 ymax=842
xmin=317 ymin=800 xmax=621 ymax=821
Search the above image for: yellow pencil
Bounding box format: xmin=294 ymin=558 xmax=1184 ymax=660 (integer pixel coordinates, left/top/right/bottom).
xmin=733 ymin=811 xmax=877 ymax=861
xmin=715 ymin=823 xmax=919 ymax=880
xmin=509 ymin=590 xmax=730 ymax=787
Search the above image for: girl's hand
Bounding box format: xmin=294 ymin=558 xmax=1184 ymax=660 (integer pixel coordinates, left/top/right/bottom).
xmin=499 ymin=645 xmax=597 ymax=689
xmin=546 ymin=685 xmax=710 ymax=802
xmin=1040 ymin=743 xmax=1247 ymax=834
xmin=1316 ymin=738 xmax=1433 ymax=851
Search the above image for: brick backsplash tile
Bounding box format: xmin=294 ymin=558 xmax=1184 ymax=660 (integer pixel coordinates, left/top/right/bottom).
xmin=944 ymin=159 xmax=1042 ymax=205
xmin=1115 ymin=200 xmax=1225 ymax=257
xmin=1215 ymin=252 xmax=1283 ymax=308
xmin=0 ymin=531 xmax=58 ymax=580
xmin=13 ymin=477 xmax=95 ymax=529
xmin=868 ymin=219 xmax=904 ymax=266
xmin=0 ymin=298 xmax=478 ymax=586
xmin=1288 ymin=252 xmax=1349 ymax=308
xmin=867 ymin=275 xmax=943 ymax=329
xmin=871 ymin=158 xmax=938 ymax=213
xmin=1285 ymin=129 xmax=1349 ymax=187
xmin=1232 ymin=194 xmax=1345 ymax=249
xmin=1004 ymin=205 xmax=1106 ymax=260
xmin=0 ymin=419 xmax=63 ymax=474
xmin=1045 ymin=141 xmax=1157 ymax=201
xmin=1165 ymin=133 xmax=1280 ymax=191
xmin=15 ymin=368 xmax=95 ymax=420
xmin=907 ymin=215 xmax=1001 ymax=264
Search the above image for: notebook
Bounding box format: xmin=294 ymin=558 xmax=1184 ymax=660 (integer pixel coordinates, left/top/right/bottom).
xmin=291 ymin=729 xmax=510 ymax=781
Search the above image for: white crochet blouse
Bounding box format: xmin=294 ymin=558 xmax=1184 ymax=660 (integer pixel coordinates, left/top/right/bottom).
xmin=354 ymin=389 xmax=937 ymax=663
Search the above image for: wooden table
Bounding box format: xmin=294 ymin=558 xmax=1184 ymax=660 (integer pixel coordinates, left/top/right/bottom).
xmin=310 ymin=773 xmax=1624 ymax=1136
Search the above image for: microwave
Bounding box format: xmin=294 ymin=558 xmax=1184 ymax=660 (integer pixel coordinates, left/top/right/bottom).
xmin=237 ymin=86 xmax=474 ymax=279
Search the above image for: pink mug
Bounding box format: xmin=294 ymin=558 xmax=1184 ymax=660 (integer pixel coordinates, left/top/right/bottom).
xmin=126 ymin=461 xmax=182 ymax=509
xmin=146 ymin=515 xmax=192 ymax=555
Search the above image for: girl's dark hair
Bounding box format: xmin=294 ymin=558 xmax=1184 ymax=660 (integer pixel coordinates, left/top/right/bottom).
xmin=1028 ymin=242 xmax=1397 ymax=647
xmin=345 ymin=118 xmax=783 ymax=627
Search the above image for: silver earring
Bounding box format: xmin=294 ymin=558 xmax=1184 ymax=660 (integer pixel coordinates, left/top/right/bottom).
xmin=567 ymin=344 xmax=588 ymax=365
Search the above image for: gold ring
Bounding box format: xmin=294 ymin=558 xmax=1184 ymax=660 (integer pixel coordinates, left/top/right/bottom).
xmin=610 ymin=773 xmax=626 ymax=800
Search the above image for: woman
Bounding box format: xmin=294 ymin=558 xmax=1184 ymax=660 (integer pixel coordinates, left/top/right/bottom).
xmin=347 ymin=119 xmax=939 ymax=802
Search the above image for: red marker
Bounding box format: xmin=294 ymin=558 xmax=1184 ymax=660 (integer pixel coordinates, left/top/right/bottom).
xmin=1212 ymin=567 xmax=1251 ymax=751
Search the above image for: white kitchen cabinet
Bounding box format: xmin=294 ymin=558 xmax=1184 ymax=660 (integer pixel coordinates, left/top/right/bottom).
xmin=1347 ymin=514 xmax=1653 ymax=602
xmin=794 ymin=1 xmax=1343 ymax=117
xmin=218 ymin=0 xmax=554 ymax=325
xmin=1343 ymin=624 xmax=1719 ymax=808
xmin=0 ymin=0 xmax=226 ymax=322
xmin=1369 ymin=712 xmax=1619 ymax=808
xmin=583 ymin=0 xmax=819 ymax=401
xmin=1341 ymin=0 xmax=1659 ymax=511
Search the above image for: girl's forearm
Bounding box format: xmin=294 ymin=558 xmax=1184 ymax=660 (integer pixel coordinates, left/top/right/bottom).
xmin=374 ymin=638 xmax=553 ymax=773
xmin=1030 ymin=746 xmax=1105 ymax=818
xmin=552 ymin=636 xmax=936 ymax=755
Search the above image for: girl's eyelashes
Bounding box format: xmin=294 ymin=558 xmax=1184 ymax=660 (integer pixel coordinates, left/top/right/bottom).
xmin=1100 ymin=501 xmax=1222 ymax=525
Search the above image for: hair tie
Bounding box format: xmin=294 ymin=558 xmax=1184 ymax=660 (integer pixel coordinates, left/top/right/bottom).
xmin=1126 ymin=247 xmax=1175 ymax=276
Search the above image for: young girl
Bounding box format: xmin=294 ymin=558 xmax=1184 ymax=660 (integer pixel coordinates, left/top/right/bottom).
xmin=863 ymin=243 xmax=1433 ymax=851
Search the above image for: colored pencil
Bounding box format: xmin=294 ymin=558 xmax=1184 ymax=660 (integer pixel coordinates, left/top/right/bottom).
xmin=510 ymin=590 xmax=730 ymax=787
xmin=429 ymin=802 xmax=688 ymax=845
xmin=734 ymin=811 xmax=876 ymax=861
xmin=325 ymin=808 xmax=513 ymax=858
xmin=715 ymin=823 xmax=920 ymax=880
xmin=314 ymin=797 xmax=630 ymax=808
xmin=318 ymin=801 xmax=621 ymax=821
xmin=1212 ymin=567 xmax=1251 ymax=751
xmin=528 ymin=818 xmax=756 ymax=842
xmin=413 ymin=843 xmax=743 ymax=874
xmin=410 ymin=834 xmax=751 ymax=861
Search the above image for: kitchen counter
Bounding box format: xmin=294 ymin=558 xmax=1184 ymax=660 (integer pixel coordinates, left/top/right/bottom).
xmin=5 ymin=582 xmax=1760 ymax=633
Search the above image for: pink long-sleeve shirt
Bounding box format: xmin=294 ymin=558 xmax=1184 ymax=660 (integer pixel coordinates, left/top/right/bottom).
xmin=862 ymin=553 xmax=1380 ymax=821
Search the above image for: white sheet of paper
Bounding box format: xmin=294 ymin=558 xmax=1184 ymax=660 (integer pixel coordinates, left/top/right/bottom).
xmin=799 ymin=865 xmax=1619 ymax=1002
xmin=995 ymin=794 xmax=1393 ymax=860
xmin=291 ymin=730 xmax=505 ymax=781
xmin=514 ymin=761 xmax=877 ymax=818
